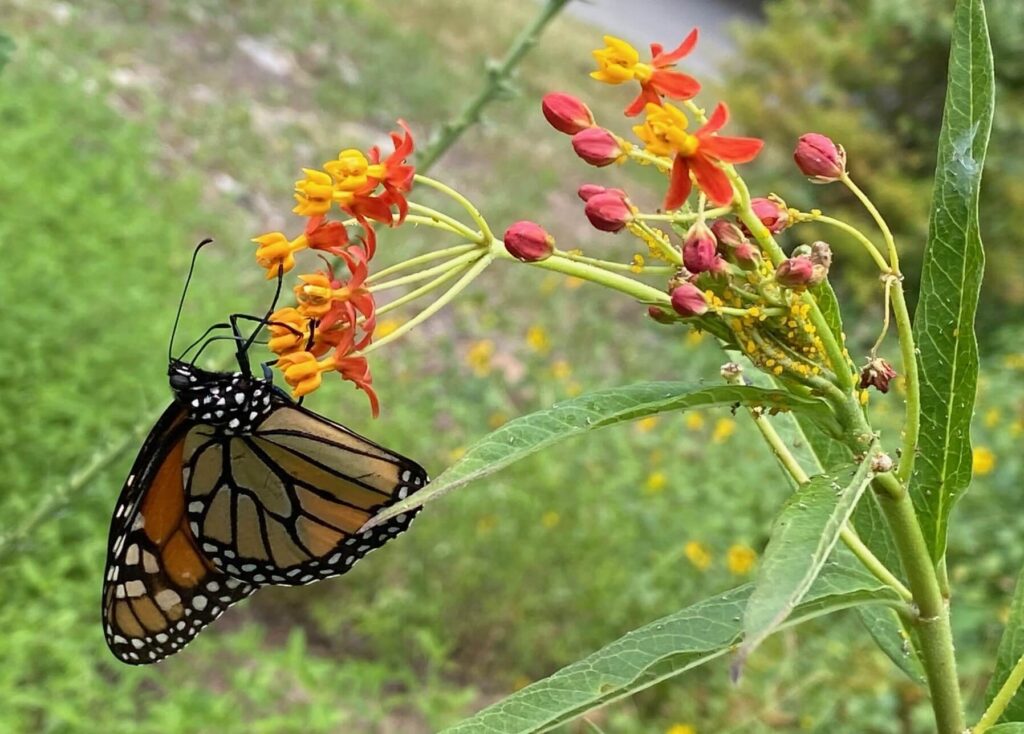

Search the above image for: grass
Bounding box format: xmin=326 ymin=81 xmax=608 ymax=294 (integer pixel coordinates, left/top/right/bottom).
xmin=1 ymin=2 xmax=1022 ymax=732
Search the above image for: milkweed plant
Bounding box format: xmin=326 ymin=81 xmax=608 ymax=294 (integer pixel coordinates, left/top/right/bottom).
xmin=242 ymin=0 xmax=1011 ymax=731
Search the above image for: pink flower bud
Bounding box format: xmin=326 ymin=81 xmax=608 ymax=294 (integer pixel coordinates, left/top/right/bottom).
xmin=682 ymin=222 xmax=719 ymax=273
xmin=503 ymin=220 xmax=555 ymax=262
xmin=541 ymin=92 xmax=595 ymax=135
xmin=731 ymin=241 xmax=761 ymax=270
xmin=709 ymin=219 xmax=746 ymax=249
xmin=774 ymin=255 xmax=820 ymax=287
xmin=584 ymin=190 xmax=633 ymax=233
xmin=571 ymin=127 xmax=625 ymax=167
xmin=577 ymin=184 xmax=626 ymax=202
xmin=859 ymin=358 xmax=897 ymax=393
xmin=794 ymin=133 xmax=847 ymax=182
xmin=670 ymin=282 xmax=709 ymax=317
xmin=748 ymin=197 xmax=790 ymax=234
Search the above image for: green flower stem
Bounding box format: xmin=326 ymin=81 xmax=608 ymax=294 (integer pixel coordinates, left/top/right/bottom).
xmin=558 ymin=250 xmax=675 ymax=275
xmin=626 ymin=147 xmax=672 ymax=173
xmin=873 ymin=475 xmax=964 ymax=734
xmin=632 ymin=221 xmax=683 ymax=265
xmin=736 ymin=386 xmax=912 ymax=601
xmin=494 ymin=246 xmax=671 ymax=306
xmin=407 ymin=204 xmax=479 ymax=242
xmin=841 ymin=174 xmax=900 ymax=271
xmin=358 ymin=254 xmax=492 ymax=356
xmin=375 ymin=261 xmax=474 ymax=317
xmin=367 ymin=243 xmax=478 ymax=283
xmin=368 ymin=250 xmax=483 ymax=293
xmin=414 ymin=174 xmax=494 ymax=244
xmin=974 ymin=652 xmax=1024 ymax=733
xmin=795 ymin=211 xmax=892 ymax=273
xmin=890 ymin=283 xmax=921 ymax=483
xmin=637 ymin=206 xmax=732 ymax=224
xmin=416 ymin=0 xmax=572 ymax=172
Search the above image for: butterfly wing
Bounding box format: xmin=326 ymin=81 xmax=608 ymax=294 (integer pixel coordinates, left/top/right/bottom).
xmin=102 ymin=404 xmax=256 ymax=665
xmin=184 ymin=400 xmax=427 ymax=586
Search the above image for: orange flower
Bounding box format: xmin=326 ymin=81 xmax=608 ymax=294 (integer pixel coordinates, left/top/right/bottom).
xmin=266 ymin=307 xmax=310 ymax=357
xmin=591 ymin=32 xmax=701 ymax=116
xmin=253 ymin=232 xmax=297 ymax=279
xmin=293 ymin=272 xmax=336 ymax=320
xmin=633 ymin=102 xmax=763 ymax=208
xmin=276 ymin=350 xmax=325 ymax=398
xmin=292 ymin=169 xmax=334 ymax=217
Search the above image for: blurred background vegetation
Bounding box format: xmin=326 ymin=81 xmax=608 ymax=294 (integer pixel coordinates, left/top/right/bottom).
xmin=0 ymin=1 xmax=1021 ymax=732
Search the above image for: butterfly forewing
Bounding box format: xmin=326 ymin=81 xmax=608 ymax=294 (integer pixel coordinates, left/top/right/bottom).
xmin=184 ymin=402 xmax=427 ymax=586
xmin=102 ymin=406 xmax=255 ymax=664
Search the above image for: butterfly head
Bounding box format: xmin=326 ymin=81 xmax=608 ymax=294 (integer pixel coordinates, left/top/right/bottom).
xmin=168 ymin=360 xmax=276 ymax=434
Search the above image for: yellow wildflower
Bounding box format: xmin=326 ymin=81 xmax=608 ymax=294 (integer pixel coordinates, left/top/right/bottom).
xmin=551 ymin=360 xmax=572 ymax=380
xmin=526 ymin=325 xmax=551 ymax=354
xmin=566 ymin=381 xmax=583 ymax=397
xmin=542 ymin=511 xmax=561 ymax=529
xmin=488 ymin=412 xmax=509 ymax=429
xmin=564 ymin=276 xmax=584 ymax=290
xmin=712 ymin=417 xmax=736 ymax=444
xmin=684 ymin=541 xmax=711 ymax=571
xmin=984 ymin=408 xmax=1002 ymax=428
xmin=447 ymin=446 xmax=467 ymax=463
xmin=476 ymin=514 xmax=497 ymax=535
xmin=973 ymin=446 xmax=996 ymax=476
xmin=376 ymin=318 xmax=402 ymax=338
xmin=667 ymin=726 xmax=697 ymax=734
xmin=466 ymin=339 xmax=495 ymax=377
xmin=636 ymin=416 xmax=659 ymax=433
xmin=726 ymin=544 xmax=757 ymax=575
xmin=685 ymin=412 xmax=705 ymax=431
xmin=644 ymin=471 xmax=667 ymax=495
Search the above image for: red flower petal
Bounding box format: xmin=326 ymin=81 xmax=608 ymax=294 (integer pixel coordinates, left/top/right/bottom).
xmin=651 ymin=28 xmax=698 ymax=66
xmin=701 ymin=134 xmax=764 ymax=164
xmin=697 ymin=103 xmax=730 ymax=135
xmin=665 ymin=156 xmax=693 ymax=210
xmin=650 ymin=69 xmax=701 ymax=100
xmin=624 ymin=84 xmax=662 ymax=117
xmin=688 ymin=154 xmax=735 ymax=207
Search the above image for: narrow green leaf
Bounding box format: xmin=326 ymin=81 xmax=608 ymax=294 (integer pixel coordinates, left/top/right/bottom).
xmin=735 ymin=456 xmax=876 ymax=671
xmin=441 ymin=563 xmax=900 ymax=734
xmin=986 ymin=725 xmax=1024 ymax=734
xmin=367 ymin=382 xmax=837 ymax=527
xmin=856 ymin=605 xmax=925 ymax=684
xmin=810 ymin=281 xmax=845 ymax=346
xmin=985 ymin=567 xmax=1024 ymax=722
xmin=910 ymin=0 xmax=994 ymax=561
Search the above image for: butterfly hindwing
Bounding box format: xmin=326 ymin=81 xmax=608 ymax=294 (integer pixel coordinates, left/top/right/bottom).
xmin=102 ymin=406 xmax=256 ymax=665
xmin=184 ymin=400 xmax=427 ymax=586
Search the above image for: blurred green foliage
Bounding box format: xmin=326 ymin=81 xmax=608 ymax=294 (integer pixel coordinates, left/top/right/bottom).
xmin=0 ymin=2 xmax=1020 ymax=732
xmin=720 ymin=0 xmax=1024 ymax=342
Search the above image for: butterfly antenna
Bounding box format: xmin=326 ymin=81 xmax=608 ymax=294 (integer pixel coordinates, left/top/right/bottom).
xmin=168 ymin=238 xmax=214 ymax=362
xmin=238 ymin=267 xmax=285 ymax=360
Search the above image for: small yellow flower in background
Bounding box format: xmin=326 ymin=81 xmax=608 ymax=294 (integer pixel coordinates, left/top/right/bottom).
xmin=1003 ymin=354 xmax=1024 ymax=370
xmin=564 ymin=276 xmax=584 ymax=290
xmin=551 ymin=360 xmax=572 ymax=380
xmin=542 ymin=511 xmax=561 ymax=529
xmin=712 ymin=417 xmax=736 ymax=443
xmin=984 ymin=408 xmax=1002 ymax=428
xmin=466 ymin=339 xmax=495 ymax=377
xmin=973 ymin=446 xmax=996 ymax=476
xmin=447 ymin=446 xmax=467 ymax=463
xmin=684 ymin=541 xmax=711 ymax=571
xmin=644 ymin=471 xmax=667 ymax=495
xmin=727 ymin=544 xmax=757 ymax=575
xmin=636 ymin=416 xmax=659 ymax=433
xmin=376 ymin=318 xmax=402 ymax=338
xmin=685 ymin=412 xmax=705 ymax=431
xmin=566 ymin=381 xmax=583 ymax=397
xmin=477 ymin=514 xmax=497 ymax=535
xmin=540 ymin=274 xmax=560 ymax=295
xmin=526 ymin=325 xmax=551 ymax=354
xmin=1012 ymin=420 xmax=1024 ymax=437
xmin=685 ymin=330 xmax=705 ymax=346
xmin=489 ymin=412 xmax=509 ymax=429
xmin=667 ymin=725 xmax=696 ymax=734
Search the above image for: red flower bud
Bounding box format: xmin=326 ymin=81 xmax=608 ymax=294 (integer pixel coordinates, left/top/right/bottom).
xmin=571 ymin=127 xmax=626 ymax=167
xmin=774 ymin=255 xmax=821 ymax=287
xmin=504 ymin=220 xmax=555 ymax=262
xmin=859 ymin=358 xmax=898 ymax=393
xmin=748 ymin=197 xmax=790 ymax=234
xmin=682 ymin=222 xmax=719 ymax=273
xmin=577 ymin=184 xmax=626 ymax=202
xmin=731 ymin=241 xmax=762 ymax=270
xmin=794 ymin=133 xmax=847 ymax=183
xmin=709 ymin=219 xmax=747 ymax=249
xmin=542 ymin=92 xmax=595 ymax=135
xmin=669 ymin=282 xmax=709 ymax=317
xmin=584 ymin=190 xmax=633 ymax=233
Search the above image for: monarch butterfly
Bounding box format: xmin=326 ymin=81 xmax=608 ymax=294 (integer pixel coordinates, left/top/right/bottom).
xmin=102 ymin=242 xmax=427 ymax=665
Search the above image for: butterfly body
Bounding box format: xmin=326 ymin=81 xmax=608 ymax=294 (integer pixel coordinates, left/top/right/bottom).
xmin=103 ymin=361 xmax=427 ymax=665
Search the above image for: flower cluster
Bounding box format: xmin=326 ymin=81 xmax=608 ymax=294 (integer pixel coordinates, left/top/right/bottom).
xmin=250 ymin=122 xmax=416 ymax=415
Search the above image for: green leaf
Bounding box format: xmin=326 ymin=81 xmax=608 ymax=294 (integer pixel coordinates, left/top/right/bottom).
xmin=856 ymin=604 xmax=925 ymax=684
xmin=367 ymin=382 xmax=837 ymax=527
xmin=735 ymin=456 xmax=876 ymax=671
xmin=440 ymin=562 xmax=900 ymax=734
xmin=909 ymin=0 xmax=994 ymax=561
xmin=986 ymin=725 xmax=1024 ymax=733
xmin=985 ymin=567 xmax=1024 ymax=722
xmin=810 ymin=281 xmax=845 ymax=346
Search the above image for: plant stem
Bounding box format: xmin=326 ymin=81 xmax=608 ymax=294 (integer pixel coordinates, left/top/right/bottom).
xmin=974 ymin=652 xmax=1024 ymax=733
xmin=874 ymin=473 xmax=964 ymax=734
xmin=416 ymin=0 xmax=572 ymax=172
xmin=407 ymin=204 xmax=479 ymax=242
xmin=842 ymin=174 xmax=900 ymax=271
xmin=637 ymin=206 xmax=732 ymax=224
xmin=414 ymin=174 xmax=494 ymax=244
xmin=375 ymin=261 xmax=473 ymax=317
xmin=795 ymin=212 xmax=892 ymax=273
xmin=558 ymin=250 xmax=675 ymax=274
xmin=368 ymin=250 xmax=482 ymax=292
xmin=358 ymin=254 xmax=492 ymax=356
xmin=508 ymin=250 xmax=672 ymax=306
xmin=890 ymin=282 xmax=920 ymax=483
xmin=367 ymin=243 xmax=478 ymax=282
